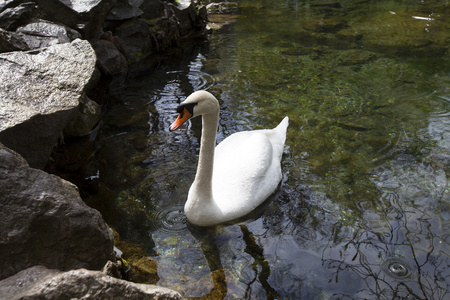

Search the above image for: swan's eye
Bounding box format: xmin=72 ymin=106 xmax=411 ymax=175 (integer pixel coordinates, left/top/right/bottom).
xmin=177 ymin=102 xmax=197 ymax=116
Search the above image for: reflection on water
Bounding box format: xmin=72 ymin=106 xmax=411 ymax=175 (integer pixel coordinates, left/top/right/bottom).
xmin=81 ymin=0 xmax=450 ymax=298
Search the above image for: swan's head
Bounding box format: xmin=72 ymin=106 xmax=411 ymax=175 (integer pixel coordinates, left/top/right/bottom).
xmin=169 ymin=90 xmax=219 ymax=131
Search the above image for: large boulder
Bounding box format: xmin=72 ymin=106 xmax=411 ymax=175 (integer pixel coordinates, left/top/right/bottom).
xmin=0 ymin=266 xmax=184 ymax=299
xmin=0 ymin=39 xmax=96 ymax=168
xmin=0 ymin=143 xmax=114 ymax=281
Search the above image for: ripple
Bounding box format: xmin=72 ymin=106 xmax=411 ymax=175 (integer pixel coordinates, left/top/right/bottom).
xmin=381 ymin=257 xmax=414 ymax=279
xmin=152 ymin=205 xmax=188 ymax=233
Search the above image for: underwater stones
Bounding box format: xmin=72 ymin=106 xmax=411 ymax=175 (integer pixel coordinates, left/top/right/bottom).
xmin=206 ymin=2 xmax=239 ymax=15
xmin=301 ymin=18 xmax=346 ymax=33
xmin=207 ymin=14 xmax=239 ymax=31
xmin=113 ymin=230 xmax=159 ymax=284
xmin=346 ymin=9 xmax=449 ymax=57
xmin=0 ymin=143 xmax=114 ymax=280
xmin=0 ymin=39 xmax=96 ymax=168
xmin=336 ymin=49 xmax=377 ymax=65
xmin=206 ymin=1 xmax=239 ymax=31
xmin=0 ymin=266 xmax=183 ymax=299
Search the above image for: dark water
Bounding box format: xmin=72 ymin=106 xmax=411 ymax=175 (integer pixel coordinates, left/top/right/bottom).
xmin=84 ymin=0 xmax=449 ymax=298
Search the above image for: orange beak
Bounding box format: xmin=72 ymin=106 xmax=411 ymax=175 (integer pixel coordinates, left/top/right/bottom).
xmin=169 ymin=108 xmax=192 ymax=131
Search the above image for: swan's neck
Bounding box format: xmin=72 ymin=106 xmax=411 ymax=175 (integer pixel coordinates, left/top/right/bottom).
xmin=192 ymin=112 xmax=219 ymax=200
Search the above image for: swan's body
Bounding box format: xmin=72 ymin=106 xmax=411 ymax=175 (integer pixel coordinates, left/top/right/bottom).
xmin=170 ymin=91 xmax=288 ymax=226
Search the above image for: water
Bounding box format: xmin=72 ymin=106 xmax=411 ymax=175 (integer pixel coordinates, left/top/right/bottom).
xmin=80 ymin=0 xmax=449 ymax=298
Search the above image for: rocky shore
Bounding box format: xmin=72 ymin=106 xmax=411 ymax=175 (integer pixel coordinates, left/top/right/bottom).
xmin=0 ymin=0 xmax=209 ymax=298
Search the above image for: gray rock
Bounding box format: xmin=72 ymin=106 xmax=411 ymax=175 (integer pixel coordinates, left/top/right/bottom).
xmin=64 ymin=95 xmax=102 ymax=137
xmin=35 ymin=0 xmax=116 ymax=39
xmin=0 ymin=39 xmax=96 ymax=168
xmin=0 ymin=266 xmax=184 ymax=299
xmin=0 ymin=144 xmax=114 ymax=281
xmin=171 ymin=2 xmax=199 ymax=36
xmin=107 ymin=0 xmax=144 ymax=21
xmin=139 ymin=0 xmax=164 ymax=20
xmin=91 ymin=38 xmax=129 ymax=75
xmin=115 ymin=18 xmax=154 ymax=62
xmin=0 ymin=27 xmax=28 ymax=51
xmin=0 ymin=2 xmax=38 ymax=31
xmin=16 ymin=19 xmax=83 ymax=49
xmin=206 ymin=2 xmax=239 ymax=14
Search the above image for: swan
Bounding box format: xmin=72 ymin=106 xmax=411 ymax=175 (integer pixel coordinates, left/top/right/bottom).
xmin=169 ymin=90 xmax=288 ymax=226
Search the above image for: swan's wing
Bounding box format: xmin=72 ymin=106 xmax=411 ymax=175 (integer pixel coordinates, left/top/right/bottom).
xmin=212 ymin=131 xmax=277 ymax=213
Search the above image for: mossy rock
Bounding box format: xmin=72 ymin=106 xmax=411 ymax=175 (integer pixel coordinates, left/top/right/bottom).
xmin=113 ymin=229 xmax=159 ymax=284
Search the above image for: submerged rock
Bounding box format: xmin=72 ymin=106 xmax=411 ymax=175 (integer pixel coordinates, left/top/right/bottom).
xmin=0 ymin=143 xmax=114 ymax=281
xmin=0 ymin=39 xmax=96 ymax=168
xmin=0 ymin=266 xmax=184 ymax=299
xmin=206 ymin=2 xmax=239 ymax=14
xmin=345 ymin=7 xmax=449 ymax=57
xmin=113 ymin=230 xmax=159 ymax=284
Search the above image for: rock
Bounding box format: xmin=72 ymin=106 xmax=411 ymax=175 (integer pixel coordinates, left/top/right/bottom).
xmin=114 ymin=18 xmax=154 ymax=62
xmin=309 ymin=1 xmax=341 ymax=8
xmin=345 ymin=8 xmax=449 ymax=57
xmin=207 ymin=13 xmax=238 ymax=31
xmin=64 ymin=95 xmax=102 ymax=137
xmin=171 ymin=2 xmax=202 ymax=36
xmin=337 ymin=49 xmax=377 ymax=65
xmin=0 ymin=39 xmax=96 ymax=168
xmin=139 ymin=0 xmax=164 ymax=20
xmin=0 ymin=143 xmax=114 ymax=281
xmin=0 ymin=27 xmax=28 ymax=52
xmin=301 ymin=18 xmax=346 ymax=33
xmin=107 ymin=0 xmax=144 ymax=21
xmin=113 ymin=229 xmax=159 ymax=284
xmin=16 ymin=19 xmax=83 ymax=49
xmin=35 ymin=0 xmax=116 ymax=39
xmin=91 ymin=38 xmax=129 ymax=75
xmin=0 ymin=2 xmax=38 ymax=31
xmin=206 ymin=2 xmax=239 ymax=14
xmin=0 ymin=266 xmax=184 ymax=299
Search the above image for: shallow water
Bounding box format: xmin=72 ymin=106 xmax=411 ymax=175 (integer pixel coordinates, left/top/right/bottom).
xmin=87 ymin=0 xmax=449 ymax=298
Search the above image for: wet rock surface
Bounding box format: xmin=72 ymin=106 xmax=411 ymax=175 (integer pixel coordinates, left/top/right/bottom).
xmin=0 ymin=266 xmax=184 ymax=300
xmin=0 ymin=143 xmax=114 ymax=281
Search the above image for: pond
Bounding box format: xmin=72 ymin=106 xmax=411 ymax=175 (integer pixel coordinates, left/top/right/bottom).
xmin=82 ymin=0 xmax=449 ymax=298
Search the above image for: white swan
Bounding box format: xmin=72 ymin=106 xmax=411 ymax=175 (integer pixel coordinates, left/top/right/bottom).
xmin=170 ymin=91 xmax=288 ymax=226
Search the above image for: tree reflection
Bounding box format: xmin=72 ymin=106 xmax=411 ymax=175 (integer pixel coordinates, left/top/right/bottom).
xmin=321 ymin=195 xmax=449 ymax=299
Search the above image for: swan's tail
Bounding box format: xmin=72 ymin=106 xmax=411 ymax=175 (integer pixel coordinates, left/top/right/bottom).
xmin=273 ymin=116 xmax=289 ymax=145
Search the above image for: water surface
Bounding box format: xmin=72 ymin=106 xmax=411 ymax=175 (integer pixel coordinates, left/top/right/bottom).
xmin=88 ymin=1 xmax=449 ymax=298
